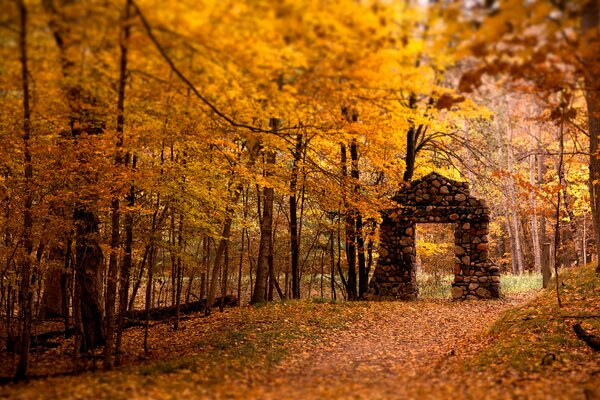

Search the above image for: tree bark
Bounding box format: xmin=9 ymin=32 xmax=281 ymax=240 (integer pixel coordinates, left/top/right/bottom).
xmin=403 ymin=94 xmax=418 ymax=183
xmin=251 ymin=118 xmax=280 ymax=304
xmin=44 ymin=0 xmax=106 ymax=352
xmin=350 ymin=140 xmax=367 ymax=298
xmin=581 ymin=0 xmax=600 ymax=273
xmin=16 ymin=0 xmax=34 ymax=379
xmin=289 ymin=133 xmax=303 ymax=299
xmin=341 ymin=143 xmax=357 ymax=300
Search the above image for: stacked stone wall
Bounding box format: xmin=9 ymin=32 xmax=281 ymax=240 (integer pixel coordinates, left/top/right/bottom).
xmin=367 ymin=173 xmax=500 ymax=301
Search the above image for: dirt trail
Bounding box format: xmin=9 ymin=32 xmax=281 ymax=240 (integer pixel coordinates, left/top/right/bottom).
xmin=251 ymin=297 xmax=528 ymax=399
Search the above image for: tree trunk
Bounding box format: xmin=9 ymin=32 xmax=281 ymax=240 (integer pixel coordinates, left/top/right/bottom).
xmin=207 ymin=190 xmax=240 ymax=312
xmin=507 ymin=125 xmax=525 ymax=274
xmin=529 ymin=154 xmax=542 ymax=273
xmin=289 ymin=133 xmax=303 ymax=299
xmin=116 ymin=176 xmax=134 ymax=366
xmin=251 ymin=118 xmax=279 ymax=304
xmin=44 ymin=0 xmax=106 ymax=352
xmin=74 ymin=208 xmax=105 ymax=352
xmin=105 ymin=0 xmax=134 ymax=364
xmin=582 ymin=0 xmax=600 ymax=273
xmin=403 ymin=94 xmax=418 ymax=183
xmin=16 ymin=0 xmax=34 ymax=379
xmin=341 ymin=143 xmax=357 ymax=300
xmin=350 ymin=140 xmax=367 ymax=298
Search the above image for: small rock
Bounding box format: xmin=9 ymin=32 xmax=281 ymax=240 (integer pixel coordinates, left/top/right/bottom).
xmin=454 ymin=245 xmax=466 ymax=256
xmin=451 ymin=286 xmax=464 ymax=299
xmin=455 ymin=193 xmax=467 ymax=202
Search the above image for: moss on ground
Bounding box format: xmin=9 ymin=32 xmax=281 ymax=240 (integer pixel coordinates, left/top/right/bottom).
xmin=470 ymin=264 xmax=600 ymax=374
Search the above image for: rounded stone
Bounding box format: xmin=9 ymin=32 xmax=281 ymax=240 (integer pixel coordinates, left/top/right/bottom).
xmin=468 ymin=283 xmax=479 ymax=291
xmin=450 ymin=214 xmax=459 ymax=221
xmin=454 ymin=245 xmax=466 ymax=256
xmin=451 ymin=286 xmax=464 ymax=299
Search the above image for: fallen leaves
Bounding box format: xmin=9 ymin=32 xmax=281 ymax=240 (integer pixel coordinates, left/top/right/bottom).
xmin=1 ymin=267 xmax=598 ymax=399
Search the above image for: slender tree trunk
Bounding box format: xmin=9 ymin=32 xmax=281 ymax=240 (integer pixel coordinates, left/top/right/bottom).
xmin=330 ymin=225 xmax=336 ymax=301
xmin=16 ymin=0 xmax=34 ymax=379
xmin=507 ymin=125 xmax=525 ymax=274
xmin=403 ymin=94 xmax=418 ymax=183
xmin=115 ymin=175 xmax=134 ymax=365
xmin=553 ymin=104 xmax=566 ymax=307
xmin=350 ymin=140 xmax=367 ymax=297
xmin=207 ymin=191 xmax=240 ymax=312
xmin=341 ymin=143 xmax=357 ymax=300
xmin=104 ymin=0 xmax=131 ymax=367
xmin=44 ymin=0 xmax=105 ymax=352
xmin=582 ymin=0 xmax=600 ymax=273
xmin=251 ymin=118 xmax=280 ymax=304
xmin=529 ymin=154 xmax=542 ymax=273
xmin=289 ymin=133 xmax=303 ymax=299
xmin=173 ymin=213 xmax=184 ymax=328
xmin=144 ymin=244 xmax=155 ymax=355
xmin=237 ymin=189 xmax=248 ymax=304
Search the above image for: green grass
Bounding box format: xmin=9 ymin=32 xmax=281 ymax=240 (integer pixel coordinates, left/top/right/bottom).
xmin=469 ymin=264 xmax=600 ymax=373
xmin=416 ymin=271 xmax=542 ymax=298
xmin=500 ymin=272 xmax=542 ymax=293
xmin=417 ymin=272 xmax=453 ymax=298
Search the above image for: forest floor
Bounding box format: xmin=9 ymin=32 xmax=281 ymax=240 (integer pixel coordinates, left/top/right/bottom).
xmin=1 ymin=266 xmax=599 ymax=399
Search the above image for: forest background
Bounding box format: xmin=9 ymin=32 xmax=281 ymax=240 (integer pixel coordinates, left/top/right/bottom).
xmin=0 ymin=0 xmax=599 ymax=381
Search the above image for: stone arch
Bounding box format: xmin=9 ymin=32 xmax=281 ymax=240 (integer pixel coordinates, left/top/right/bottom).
xmin=367 ymin=172 xmax=500 ymax=300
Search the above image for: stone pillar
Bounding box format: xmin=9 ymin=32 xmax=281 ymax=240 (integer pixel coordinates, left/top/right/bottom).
xmin=452 ymin=219 xmax=500 ymax=300
xmin=367 ymin=212 xmax=418 ymax=300
xmin=451 ymin=222 xmax=472 ymax=299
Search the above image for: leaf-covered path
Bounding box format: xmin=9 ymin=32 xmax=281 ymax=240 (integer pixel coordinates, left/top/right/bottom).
xmin=250 ymin=298 xmax=523 ymax=399
xmin=3 ymin=284 xmax=599 ymax=400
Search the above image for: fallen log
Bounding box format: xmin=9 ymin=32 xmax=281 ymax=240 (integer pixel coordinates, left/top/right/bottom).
xmin=4 ymin=295 xmax=238 ymax=353
xmin=573 ymin=323 xmax=600 ymax=351
xmin=125 ymin=295 xmax=238 ymax=321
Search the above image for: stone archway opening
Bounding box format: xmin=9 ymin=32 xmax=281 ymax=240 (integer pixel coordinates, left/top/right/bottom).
xmin=415 ymin=223 xmax=455 ymax=298
xmin=367 ymin=172 xmax=501 ymax=301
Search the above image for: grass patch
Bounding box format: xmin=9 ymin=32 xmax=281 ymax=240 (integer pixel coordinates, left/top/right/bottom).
xmin=417 ymin=272 xmax=542 ymax=298
xmin=469 ymin=264 xmax=600 ymax=374
xmin=501 ymin=272 xmax=542 ymax=293
xmin=417 ymin=272 xmax=453 ymax=298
